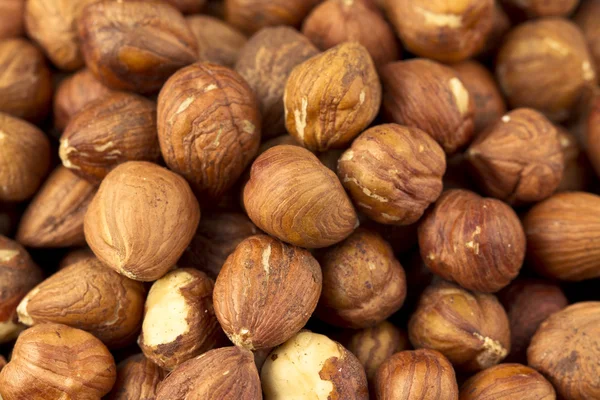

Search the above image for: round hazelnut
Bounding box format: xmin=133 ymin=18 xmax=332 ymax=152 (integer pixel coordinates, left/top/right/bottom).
xmin=58 ymin=247 xmax=95 ymax=270
xmin=187 ymin=15 xmax=247 ymax=68
xmin=556 ymin=127 xmax=594 ymax=192
xmin=315 ymin=228 xmax=407 ymax=329
xmin=337 ymin=123 xmax=446 ymax=225
xmin=107 ymin=354 xmax=165 ymax=400
xmin=381 ymin=59 xmax=475 ymax=154
xmin=587 ymin=95 xmax=600 ymax=177
xmin=224 ymin=0 xmax=320 ymax=34
xmin=574 ymin=0 xmax=600 ymax=77
xmin=261 ymin=331 xmax=369 ymax=400
xmin=284 ymin=42 xmax=381 ymax=152
xmin=78 ymin=0 xmax=198 ymax=93
xmin=496 ymin=18 xmax=596 ymax=122
xmin=528 ymin=302 xmax=600 ymax=400
xmin=374 ymin=349 xmax=459 ymax=400
xmin=418 ymin=189 xmax=526 ymax=293
xmin=408 ymin=280 xmax=511 ymax=371
xmin=84 ymin=161 xmax=201 ymax=282
xmin=165 ymin=0 xmax=206 ymax=14
xmin=0 ymin=0 xmax=25 ymax=39
xmin=502 ymin=0 xmax=579 ymax=18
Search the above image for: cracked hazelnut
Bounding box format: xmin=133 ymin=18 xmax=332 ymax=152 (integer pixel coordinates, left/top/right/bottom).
xmin=225 ymin=0 xmax=320 ymax=34
xmin=502 ymin=0 xmax=579 ymax=19
xmin=587 ymin=95 xmax=600 ymax=177
xmin=187 ymin=15 xmax=247 ymax=68
xmin=574 ymin=0 xmax=600 ymax=76
xmin=107 ymin=354 xmax=165 ymax=400
xmin=165 ymin=0 xmax=206 ymax=14
xmin=0 ymin=0 xmax=25 ymax=39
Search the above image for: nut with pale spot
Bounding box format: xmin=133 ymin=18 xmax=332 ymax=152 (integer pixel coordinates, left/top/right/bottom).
xmin=106 ymin=354 xmax=165 ymax=400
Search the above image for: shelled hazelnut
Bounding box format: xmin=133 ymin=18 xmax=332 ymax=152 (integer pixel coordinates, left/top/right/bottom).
xmin=0 ymin=0 xmax=25 ymax=39
xmin=556 ymin=127 xmax=593 ymax=192
xmin=502 ymin=0 xmax=579 ymax=19
xmin=224 ymin=0 xmax=320 ymax=34
xmin=107 ymin=354 xmax=165 ymax=400
xmin=588 ymin=95 xmax=600 ymax=177
xmin=187 ymin=15 xmax=247 ymax=68
xmin=574 ymin=0 xmax=600 ymax=76
xmin=166 ymin=0 xmax=206 ymax=14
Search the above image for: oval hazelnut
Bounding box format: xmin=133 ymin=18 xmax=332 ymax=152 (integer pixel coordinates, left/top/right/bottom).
xmin=0 ymin=0 xmax=25 ymax=39
xmin=165 ymin=0 xmax=206 ymax=14
xmin=587 ymin=95 xmax=600 ymax=177
xmin=187 ymin=15 xmax=247 ymax=67
xmin=107 ymin=354 xmax=165 ymax=400
xmin=574 ymin=0 xmax=600 ymax=76
xmin=224 ymin=0 xmax=320 ymax=34
xmin=502 ymin=0 xmax=579 ymax=18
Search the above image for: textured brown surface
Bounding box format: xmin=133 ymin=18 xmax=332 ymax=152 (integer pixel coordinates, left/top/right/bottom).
xmin=574 ymin=0 xmax=600 ymax=77
xmin=502 ymin=0 xmax=579 ymax=18
xmin=225 ymin=0 xmax=320 ymax=34
xmin=0 ymin=0 xmax=25 ymax=39
xmin=107 ymin=354 xmax=165 ymax=400
xmin=588 ymin=95 xmax=600 ymax=178
xmin=165 ymin=0 xmax=206 ymax=14
xmin=187 ymin=15 xmax=247 ymax=67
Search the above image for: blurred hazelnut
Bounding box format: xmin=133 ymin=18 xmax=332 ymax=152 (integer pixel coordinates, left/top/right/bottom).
xmin=556 ymin=126 xmax=594 ymax=192
xmin=574 ymin=0 xmax=600 ymax=76
xmin=165 ymin=0 xmax=206 ymax=14
xmin=501 ymin=0 xmax=579 ymax=18
xmin=587 ymin=95 xmax=600 ymax=177
xmin=443 ymin=153 xmax=478 ymax=191
xmin=362 ymin=220 xmax=419 ymax=255
xmin=225 ymin=0 xmax=320 ymax=34
xmin=479 ymin=2 xmax=511 ymax=57
xmin=58 ymin=248 xmax=95 ymax=270
xmin=187 ymin=15 xmax=246 ymax=67
xmin=0 ymin=203 xmax=21 ymax=238
xmin=0 ymin=0 xmax=25 ymax=39
xmin=258 ymin=135 xmax=302 ymax=155
xmin=107 ymin=354 xmax=165 ymax=400
xmin=253 ymin=347 xmax=273 ymax=371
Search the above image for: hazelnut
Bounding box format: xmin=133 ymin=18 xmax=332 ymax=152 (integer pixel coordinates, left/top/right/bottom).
xmin=460 ymin=363 xmax=556 ymax=400
xmin=0 ymin=323 xmax=116 ymax=399
xmin=556 ymin=127 xmax=593 ymax=192
xmin=479 ymin=2 xmax=512 ymax=57
xmin=258 ymin=135 xmax=303 ymax=155
xmin=528 ymin=302 xmax=600 ymax=400
xmin=58 ymin=247 xmax=95 ymax=270
xmin=374 ymin=349 xmax=459 ymax=400
xmin=0 ymin=0 xmax=25 ymax=39
xmin=574 ymin=0 xmax=600 ymax=77
xmin=384 ymin=0 xmax=494 ymax=62
xmin=502 ymin=0 xmax=579 ymax=19
xmin=213 ymin=235 xmax=322 ymax=350
xmin=381 ymin=59 xmax=475 ymax=154
xmin=409 ymin=281 xmax=511 ymax=372
xmin=107 ymin=354 xmax=165 ymax=400
xmin=315 ymin=228 xmax=407 ymax=329
xmin=243 ymin=145 xmax=358 ymax=248
xmin=156 ymin=346 xmax=262 ymax=399
xmin=187 ymin=15 xmax=247 ymax=68
xmin=362 ymin=220 xmax=419 ymax=255
xmin=224 ymin=0 xmax=320 ymax=34
xmin=284 ymin=42 xmax=381 ymax=151
xmin=337 ymin=123 xmax=446 ymax=225
xmin=496 ymin=18 xmax=596 ymax=122
xmin=165 ymin=0 xmax=206 ymax=14
xmin=16 ymin=166 xmax=96 ymax=248
xmin=0 ymin=113 xmax=51 ymax=202
xmin=587 ymin=95 xmax=600 ymax=177
xmin=523 ymin=191 xmax=600 ymax=281
xmin=261 ymin=331 xmax=369 ymax=400
xmin=78 ymin=0 xmax=198 ymax=93
xmin=235 ymin=26 xmax=319 ymax=137
xmin=418 ymin=189 xmax=526 ymax=293
xmin=84 ymin=161 xmax=201 ymax=282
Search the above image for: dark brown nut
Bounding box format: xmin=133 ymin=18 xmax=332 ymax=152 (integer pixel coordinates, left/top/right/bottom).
xmin=409 ymin=280 xmax=511 ymax=372
xmin=502 ymin=0 xmax=579 ymax=18
xmin=0 ymin=203 xmax=20 ymax=237
xmin=60 ymin=92 xmax=160 ymax=184
xmin=158 ymin=62 xmax=261 ymax=201
xmin=381 ymin=59 xmax=475 ymax=154
xmin=187 ymin=15 xmax=247 ymax=68
xmin=225 ymin=0 xmax=320 ymax=34
xmin=107 ymin=354 xmax=165 ymax=400
xmin=261 ymin=331 xmax=369 ymax=400
xmin=0 ymin=355 xmax=5 ymax=371
xmin=528 ymin=302 xmax=600 ymax=400
xmin=498 ymin=279 xmax=568 ymax=364
xmin=496 ymin=18 xmax=596 ymax=122
xmin=16 ymin=167 xmax=96 ymax=248
xmin=78 ymin=0 xmax=198 ymax=94
xmin=165 ymin=0 xmax=206 ymax=14
xmin=84 ymin=161 xmax=201 ymax=282
xmin=460 ymin=363 xmax=556 ymax=400
xmin=0 ymin=113 xmax=51 ymax=202
xmin=58 ymin=248 xmax=95 ymax=270
xmin=418 ymin=189 xmax=526 ymax=293
xmin=0 ymin=0 xmax=25 ymax=39
xmin=575 ymin=0 xmax=600 ymax=77
xmin=443 ymin=153 xmax=478 ymax=192
xmin=588 ymin=95 xmax=600 ymax=177
xmin=214 ymin=235 xmax=322 ymax=350
xmin=0 ymin=324 xmax=116 ymax=399
xmin=375 ymin=349 xmax=459 ymax=400
xmin=556 ymin=127 xmax=593 ymax=192
xmin=318 ymin=149 xmax=344 ymax=173
xmin=284 ymin=42 xmax=381 ymax=152
xmin=523 ymin=191 xmax=600 ymax=281
xmin=315 ymin=228 xmax=407 ymax=329
xmin=384 ymin=0 xmax=494 ymax=63
xmin=258 ymin=135 xmax=302 ymax=156
xmin=235 ymin=27 xmax=318 ymax=137
xmin=362 ymin=220 xmax=419 ymax=255
xmin=337 ymin=124 xmax=446 ymax=225
xmin=0 ymin=38 xmax=52 ymax=123
xmin=479 ymin=2 xmax=512 ymax=57
xmin=243 ymin=145 xmax=358 ymax=248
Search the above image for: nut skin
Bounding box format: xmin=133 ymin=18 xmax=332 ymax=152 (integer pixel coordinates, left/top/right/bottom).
xmin=261 ymin=331 xmax=369 ymax=400
xmin=374 ymin=349 xmax=459 ymax=400
xmin=496 ymin=18 xmax=596 ymax=123
xmin=284 ymin=42 xmax=381 ymax=152
xmin=337 ymin=124 xmax=446 ymax=226
xmin=0 ymin=0 xmax=25 ymax=39
xmin=460 ymin=363 xmax=556 ymax=400
xmin=409 ymin=280 xmax=511 ymax=372
xmin=156 ymin=346 xmax=262 ymax=400
xmin=214 ymin=235 xmax=322 ymax=350
xmin=315 ymin=228 xmax=407 ymax=329
xmin=384 ymin=0 xmax=494 ymax=63
xmin=165 ymin=0 xmax=206 ymax=14
xmin=588 ymin=95 xmax=600 ymax=178
xmin=60 ymin=92 xmax=161 ymax=184
xmin=235 ymin=27 xmax=319 ymax=138
xmin=225 ymin=0 xmax=320 ymax=34
xmin=574 ymin=0 xmax=600 ymax=78
xmin=158 ymin=62 xmax=261 ymax=202
xmin=107 ymin=354 xmax=165 ymax=400
xmin=381 ymin=59 xmax=475 ymax=155
xmin=523 ymin=191 xmax=600 ymax=281
xmin=502 ymin=0 xmax=579 ymax=18
xmin=418 ymin=189 xmax=526 ymax=293
xmin=0 ymin=323 xmax=116 ymax=400
xmin=243 ymin=145 xmax=358 ymax=248
xmin=528 ymin=302 xmax=600 ymax=400
xmin=187 ymin=15 xmax=247 ymax=68
xmin=16 ymin=167 xmax=96 ymax=248
xmin=84 ymin=161 xmax=201 ymax=282
xmin=78 ymin=0 xmax=198 ymax=94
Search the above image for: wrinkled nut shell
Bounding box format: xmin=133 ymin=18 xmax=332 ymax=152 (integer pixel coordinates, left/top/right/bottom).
xmin=107 ymin=354 xmax=165 ymax=400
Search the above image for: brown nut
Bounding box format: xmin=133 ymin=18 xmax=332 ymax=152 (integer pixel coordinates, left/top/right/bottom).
xmin=418 ymin=189 xmax=526 ymax=293
xmin=235 ymin=26 xmax=319 ymax=137
xmin=225 ymin=0 xmax=320 ymax=34
xmin=261 ymin=331 xmax=369 ymax=400
xmin=496 ymin=18 xmax=596 ymax=122
xmin=16 ymin=167 xmax=96 ymax=248
xmin=84 ymin=161 xmax=201 ymax=282
xmin=528 ymin=302 xmax=600 ymax=400
xmin=523 ymin=191 xmax=600 ymax=281
xmin=337 ymin=123 xmax=446 ymax=225
xmin=0 ymin=203 xmax=20 ymax=237
xmin=381 ymin=59 xmax=475 ymax=154
xmin=479 ymin=2 xmax=512 ymax=57
xmin=556 ymin=127 xmax=593 ymax=192
xmin=284 ymin=42 xmax=381 ymax=152
xmin=0 ymin=323 xmax=116 ymax=399
xmin=258 ymin=135 xmax=302 ymax=156
xmin=374 ymin=349 xmax=459 ymax=400
xmin=502 ymin=0 xmax=579 ymax=18
xmin=384 ymin=0 xmax=494 ymax=63
xmin=107 ymin=354 xmax=165 ymax=400
xmin=0 ymin=355 xmax=5 ymax=371
xmin=165 ymin=0 xmax=206 ymax=14
xmin=409 ymin=280 xmax=511 ymax=372
xmin=574 ymin=0 xmax=600 ymax=77
xmin=214 ymin=235 xmax=322 ymax=350
xmin=58 ymin=247 xmax=95 ymax=270
xmin=187 ymin=15 xmax=247 ymax=68
xmin=0 ymin=0 xmax=25 ymax=39
xmin=243 ymin=145 xmax=358 ymax=248
xmin=588 ymin=95 xmax=600 ymax=177
xmin=78 ymin=0 xmax=198 ymax=94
